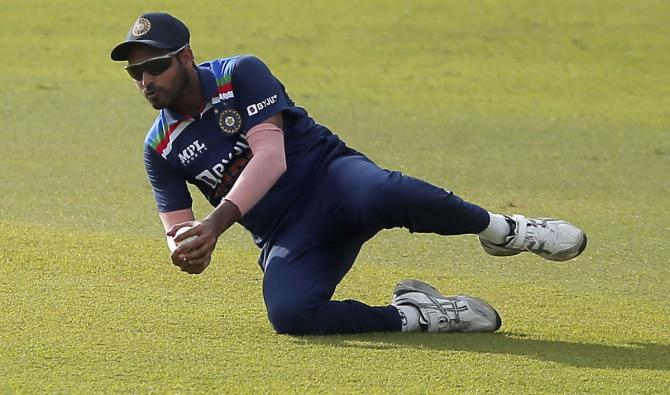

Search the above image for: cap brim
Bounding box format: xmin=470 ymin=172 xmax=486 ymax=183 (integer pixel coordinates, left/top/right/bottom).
xmin=110 ymin=40 xmax=176 ymax=61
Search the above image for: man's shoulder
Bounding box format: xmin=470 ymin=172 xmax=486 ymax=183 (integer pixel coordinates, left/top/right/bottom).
xmin=199 ymin=54 xmax=261 ymax=68
xmin=199 ymin=55 xmax=267 ymax=79
xmin=199 ymin=55 xmax=243 ymax=74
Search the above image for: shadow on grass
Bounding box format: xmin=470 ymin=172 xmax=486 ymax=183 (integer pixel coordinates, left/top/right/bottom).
xmin=291 ymin=332 xmax=669 ymax=371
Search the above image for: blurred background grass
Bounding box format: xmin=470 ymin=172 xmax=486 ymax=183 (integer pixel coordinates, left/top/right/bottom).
xmin=1 ymin=0 xmax=668 ymax=392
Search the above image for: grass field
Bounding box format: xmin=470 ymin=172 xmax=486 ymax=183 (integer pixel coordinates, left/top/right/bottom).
xmin=1 ymin=0 xmax=669 ymax=393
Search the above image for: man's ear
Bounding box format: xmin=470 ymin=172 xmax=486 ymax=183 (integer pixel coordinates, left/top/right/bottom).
xmin=177 ymin=47 xmax=195 ymax=66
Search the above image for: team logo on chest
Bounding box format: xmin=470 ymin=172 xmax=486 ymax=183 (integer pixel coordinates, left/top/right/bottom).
xmin=217 ymin=108 xmax=242 ymax=135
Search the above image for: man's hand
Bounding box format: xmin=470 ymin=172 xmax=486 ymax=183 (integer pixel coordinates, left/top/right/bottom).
xmin=164 ymin=200 xmax=242 ymax=275
xmin=167 ymin=219 xmax=220 ymax=274
xmin=171 ymin=248 xmax=211 ymax=274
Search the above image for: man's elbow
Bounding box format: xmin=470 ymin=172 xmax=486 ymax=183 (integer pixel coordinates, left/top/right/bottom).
xmin=277 ymin=154 xmax=287 ymax=175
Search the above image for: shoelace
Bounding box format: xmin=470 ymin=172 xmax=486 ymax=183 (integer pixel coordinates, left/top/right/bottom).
xmin=524 ymin=219 xmax=557 ymax=252
xmin=424 ymin=293 xmax=461 ymax=329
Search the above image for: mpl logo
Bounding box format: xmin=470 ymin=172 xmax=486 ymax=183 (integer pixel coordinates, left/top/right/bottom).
xmin=246 ymin=94 xmax=279 ymax=116
xmin=178 ymin=140 xmax=207 ymax=165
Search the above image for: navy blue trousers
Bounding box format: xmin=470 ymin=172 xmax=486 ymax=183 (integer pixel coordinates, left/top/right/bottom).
xmin=260 ymin=154 xmax=490 ymax=335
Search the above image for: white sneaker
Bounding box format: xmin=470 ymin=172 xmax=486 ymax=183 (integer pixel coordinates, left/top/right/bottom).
xmin=391 ymin=279 xmax=501 ymax=333
xmin=479 ymin=215 xmax=587 ymax=261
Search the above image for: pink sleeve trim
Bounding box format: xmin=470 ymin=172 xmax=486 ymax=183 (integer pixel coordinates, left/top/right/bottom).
xmin=224 ymin=123 xmax=287 ymax=216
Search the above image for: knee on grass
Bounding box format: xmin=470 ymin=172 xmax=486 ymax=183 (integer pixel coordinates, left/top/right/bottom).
xmin=266 ymin=301 xmax=323 ymax=335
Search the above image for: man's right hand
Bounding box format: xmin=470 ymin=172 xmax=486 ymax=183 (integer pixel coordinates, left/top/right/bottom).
xmin=158 ymin=200 xmax=241 ymax=275
xmin=170 ymin=246 xmax=211 ymax=274
xmin=167 ymin=220 xmax=221 ymax=275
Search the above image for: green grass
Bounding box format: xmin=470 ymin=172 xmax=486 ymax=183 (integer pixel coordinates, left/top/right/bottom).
xmin=1 ymin=0 xmax=669 ymax=393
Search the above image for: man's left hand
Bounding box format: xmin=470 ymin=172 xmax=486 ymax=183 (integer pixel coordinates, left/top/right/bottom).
xmin=167 ymin=219 xmax=220 ymax=274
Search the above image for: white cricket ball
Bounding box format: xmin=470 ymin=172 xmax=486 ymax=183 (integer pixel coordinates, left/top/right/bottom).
xmin=174 ymin=226 xmax=198 ymax=247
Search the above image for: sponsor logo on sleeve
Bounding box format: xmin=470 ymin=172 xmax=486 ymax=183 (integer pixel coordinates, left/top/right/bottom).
xmin=246 ymin=94 xmax=279 ymax=116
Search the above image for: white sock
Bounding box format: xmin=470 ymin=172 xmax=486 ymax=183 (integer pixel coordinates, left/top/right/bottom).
xmin=396 ymin=305 xmax=422 ymax=332
xmin=478 ymin=212 xmax=511 ymax=244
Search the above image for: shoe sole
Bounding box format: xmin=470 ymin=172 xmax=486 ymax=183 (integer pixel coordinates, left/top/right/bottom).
xmin=479 ymin=238 xmax=523 ymax=257
xmin=394 ymin=279 xmax=502 ymax=331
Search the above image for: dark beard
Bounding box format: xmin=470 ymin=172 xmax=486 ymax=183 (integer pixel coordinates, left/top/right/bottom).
xmin=161 ymin=63 xmax=191 ymax=110
xmin=174 ymin=66 xmax=192 ymax=102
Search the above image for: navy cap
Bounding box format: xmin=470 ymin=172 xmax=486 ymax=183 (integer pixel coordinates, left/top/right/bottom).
xmin=110 ymin=12 xmax=189 ymax=61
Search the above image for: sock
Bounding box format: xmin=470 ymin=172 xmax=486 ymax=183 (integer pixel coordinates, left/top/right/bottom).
xmin=396 ymin=305 xmax=422 ymax=332
xmin=478 ymin=212 xmax=512 ymax=244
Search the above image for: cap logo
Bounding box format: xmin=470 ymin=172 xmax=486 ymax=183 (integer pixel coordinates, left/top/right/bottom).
xmin=131 ymin=17 xmax=151 ymax=37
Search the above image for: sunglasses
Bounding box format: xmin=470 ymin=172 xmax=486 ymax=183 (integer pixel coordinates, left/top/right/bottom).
xmin=125 ymin=45 xmax=188 ymax=81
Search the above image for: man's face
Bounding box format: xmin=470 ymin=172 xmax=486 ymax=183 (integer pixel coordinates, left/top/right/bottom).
xmin=126 ymin=45 xmax=189 ymax=110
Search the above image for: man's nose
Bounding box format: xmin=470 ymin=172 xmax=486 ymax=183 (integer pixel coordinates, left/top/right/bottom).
xmin=142 ymin=72 xmax=155 ymax=86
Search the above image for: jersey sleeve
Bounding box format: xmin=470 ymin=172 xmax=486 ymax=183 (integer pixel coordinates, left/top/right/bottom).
xmin=143 ymin=144 xmax=193 ymax=212
xmin=232 ymin=56 xmax=290 ymax=131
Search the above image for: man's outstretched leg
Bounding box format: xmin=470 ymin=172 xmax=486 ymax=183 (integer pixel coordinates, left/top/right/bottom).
xmin=324 ymin=154 xmax=587 ymax=261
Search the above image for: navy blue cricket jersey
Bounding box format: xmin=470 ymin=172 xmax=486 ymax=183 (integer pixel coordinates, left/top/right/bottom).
xmin=143 ymin=56 xmax=351 ymax=245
